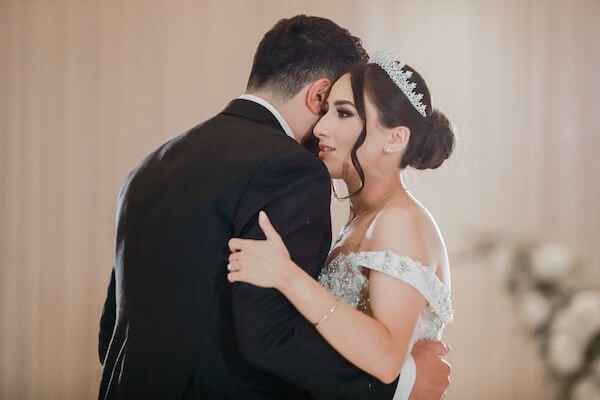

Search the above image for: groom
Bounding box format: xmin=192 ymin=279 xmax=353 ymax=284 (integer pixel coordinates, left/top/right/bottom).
xmin=99 ymin=15 xmax=451 ymax=399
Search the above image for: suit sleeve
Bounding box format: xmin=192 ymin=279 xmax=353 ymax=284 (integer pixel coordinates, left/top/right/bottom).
xmin=98 ymin=266 xmax=116 ymax=364
xmin=231 ymin=150 xmax=397 ymax=400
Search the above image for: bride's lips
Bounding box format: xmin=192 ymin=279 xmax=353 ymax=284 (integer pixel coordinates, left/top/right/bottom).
xmin=318 ymin=143 xmax=336 ymax=158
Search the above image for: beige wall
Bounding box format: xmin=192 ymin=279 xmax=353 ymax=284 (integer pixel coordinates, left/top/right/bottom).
xmin=2 ymin=0 xmax=598 ymax=398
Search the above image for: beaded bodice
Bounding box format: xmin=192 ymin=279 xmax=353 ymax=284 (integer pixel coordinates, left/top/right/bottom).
xmin=318 ymin=250 xmax=453 ymax=341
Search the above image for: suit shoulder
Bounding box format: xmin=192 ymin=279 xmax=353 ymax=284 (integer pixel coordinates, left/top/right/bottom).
xmin=209 ymin=112 xmax=328 ymax=174
xmin=260 ymin=146 xmax=330 ymax=182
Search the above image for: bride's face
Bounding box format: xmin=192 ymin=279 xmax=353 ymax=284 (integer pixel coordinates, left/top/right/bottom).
xmin=313 ymin=73 xmax=387 ymax=180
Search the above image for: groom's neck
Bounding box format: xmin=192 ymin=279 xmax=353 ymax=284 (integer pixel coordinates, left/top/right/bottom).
xmin=245 ymin=89 xmax=285 ymax=109
xmin=245 ymin=89 xmax=305 ymax=143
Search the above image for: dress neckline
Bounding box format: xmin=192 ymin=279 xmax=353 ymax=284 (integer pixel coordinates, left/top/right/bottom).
xmin=321 ymin=249 xmax=454 ymax=325
xmin=328 ymin=250 xmax=436 ymax=270
xmin=326 ymin=250 xmax=450 ymax=292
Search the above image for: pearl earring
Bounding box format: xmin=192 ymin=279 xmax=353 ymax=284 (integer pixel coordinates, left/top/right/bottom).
xmin=384 ymin=145 xmax=393 ymax=153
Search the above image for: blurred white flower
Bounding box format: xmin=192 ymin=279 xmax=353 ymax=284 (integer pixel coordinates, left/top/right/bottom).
xmin=548 ymin=291 xmax=600 ymax=375
xmin=530 ymin=243 xmax=575 ymax=283
xmin=548 ymin=332 xmax=584 ymax=374
xmin=478 ymin=236 xmax=600 ymax=398
xmin=519 ymin=291 xmax=552 ymax=330
xmin=572 ymin=376 xmax=600 ymax=400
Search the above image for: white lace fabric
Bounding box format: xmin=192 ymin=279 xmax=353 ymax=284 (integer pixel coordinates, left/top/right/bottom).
xmin=318 ymin=250 xmax=454 ymax=341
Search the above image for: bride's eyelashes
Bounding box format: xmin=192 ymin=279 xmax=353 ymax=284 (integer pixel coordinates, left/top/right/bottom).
xmin=336 ymin=107 xmax=354 ymax=118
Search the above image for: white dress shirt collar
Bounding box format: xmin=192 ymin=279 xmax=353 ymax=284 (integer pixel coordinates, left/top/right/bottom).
xmin=238 ymin=94 xmax=295 ymax=141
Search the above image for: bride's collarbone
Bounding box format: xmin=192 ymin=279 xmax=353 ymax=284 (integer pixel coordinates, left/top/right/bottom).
xmin=334 ymin=217 xmax=372 ymax=246
xmin=329 ymin=236 xmax=363 ymax=260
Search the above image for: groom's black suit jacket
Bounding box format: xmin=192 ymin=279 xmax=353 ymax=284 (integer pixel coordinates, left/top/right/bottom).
xmin=98 ymin=99 xmax=398 ymax=399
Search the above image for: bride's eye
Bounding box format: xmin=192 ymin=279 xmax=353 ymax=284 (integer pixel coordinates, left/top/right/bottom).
xmin=337 ymin=108 xmax=353 ymax=118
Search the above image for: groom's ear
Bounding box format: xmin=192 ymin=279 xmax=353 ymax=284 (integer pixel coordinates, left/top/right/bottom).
xmin=305 ymin=78 xmax=331 ymax=116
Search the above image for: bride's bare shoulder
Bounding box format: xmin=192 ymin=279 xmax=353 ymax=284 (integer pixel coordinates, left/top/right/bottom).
xmin=360 ymin=204 xmax=441 ymax=268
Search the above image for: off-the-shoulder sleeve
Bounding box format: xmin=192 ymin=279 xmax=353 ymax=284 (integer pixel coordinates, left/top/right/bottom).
xmin=352 ymin=251 xmax=454 ymax=325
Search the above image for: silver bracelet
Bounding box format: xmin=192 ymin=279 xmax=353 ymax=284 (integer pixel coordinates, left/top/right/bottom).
xmin=314 ymin=299 xmax=340 ymax=327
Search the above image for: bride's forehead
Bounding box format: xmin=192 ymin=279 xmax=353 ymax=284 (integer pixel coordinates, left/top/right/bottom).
xmin=330 ymin=74 xmax=353 ymax=98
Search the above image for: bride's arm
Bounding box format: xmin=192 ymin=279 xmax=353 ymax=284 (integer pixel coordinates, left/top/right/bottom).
xmin=282 ymin=258 xmax=425 ymax=383
xmin=228 ymin=210 xmax=428 ymax=383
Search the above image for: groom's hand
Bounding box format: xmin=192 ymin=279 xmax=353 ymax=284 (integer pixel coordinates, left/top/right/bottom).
xmin=409 ymin=340 xmax=451 ymax=400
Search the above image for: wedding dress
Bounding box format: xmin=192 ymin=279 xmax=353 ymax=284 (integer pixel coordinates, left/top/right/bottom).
xmin=318 ymin=250 xmax=454 ymax=400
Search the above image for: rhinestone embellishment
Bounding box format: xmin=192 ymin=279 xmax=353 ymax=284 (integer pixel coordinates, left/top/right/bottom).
xmin=318 ymin=250 xmax=454 ymax=340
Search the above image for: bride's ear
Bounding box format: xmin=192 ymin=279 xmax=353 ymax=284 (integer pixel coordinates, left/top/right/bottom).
xmin=305 ymin=78 xmax=331 ymax=115
xmin=385 ymin=126 xmax=411 ymax=153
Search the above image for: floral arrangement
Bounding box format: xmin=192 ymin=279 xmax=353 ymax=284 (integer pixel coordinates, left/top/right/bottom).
xmin=469 ymin=235 xmax=600 ymax=400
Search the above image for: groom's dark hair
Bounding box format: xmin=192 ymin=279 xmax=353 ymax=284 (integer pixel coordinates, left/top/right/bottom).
xmin=247 ymin=15 xmax=368 ymax=100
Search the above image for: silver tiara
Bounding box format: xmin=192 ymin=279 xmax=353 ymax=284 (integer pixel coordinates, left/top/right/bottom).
xmin=369 ymin=47 xmax=427 ymax=117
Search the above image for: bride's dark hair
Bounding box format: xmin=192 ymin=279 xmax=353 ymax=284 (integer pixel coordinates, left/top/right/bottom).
xmin=343 ymin=62 xmax=456 ymax=198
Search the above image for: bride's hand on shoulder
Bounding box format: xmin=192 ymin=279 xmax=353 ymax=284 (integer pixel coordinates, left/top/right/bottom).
xmin=227 ymin=211 xmax=297 ymax=289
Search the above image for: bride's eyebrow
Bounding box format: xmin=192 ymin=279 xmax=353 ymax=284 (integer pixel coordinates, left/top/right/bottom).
xmin=333 ymin=100 xmax=356 ymax=109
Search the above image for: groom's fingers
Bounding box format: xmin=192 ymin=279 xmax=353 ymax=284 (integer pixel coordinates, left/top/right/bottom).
xmin=431 ymin=340 xmax=450 ymax=356
xmin=436 ymin=341 xmax=450 ymax=355
xmin=442 ymin=342 xmax=451 ymax=355
xmin=415 ymin=340 xmax=450 ymax=356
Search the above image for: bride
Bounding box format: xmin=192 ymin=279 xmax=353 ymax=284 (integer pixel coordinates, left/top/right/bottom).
xmin=227 ymin=48 xmax=455 ymax=400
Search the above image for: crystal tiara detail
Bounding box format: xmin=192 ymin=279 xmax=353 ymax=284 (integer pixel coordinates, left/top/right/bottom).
xmin=369 ymin=47 xmax=428 ymax=117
